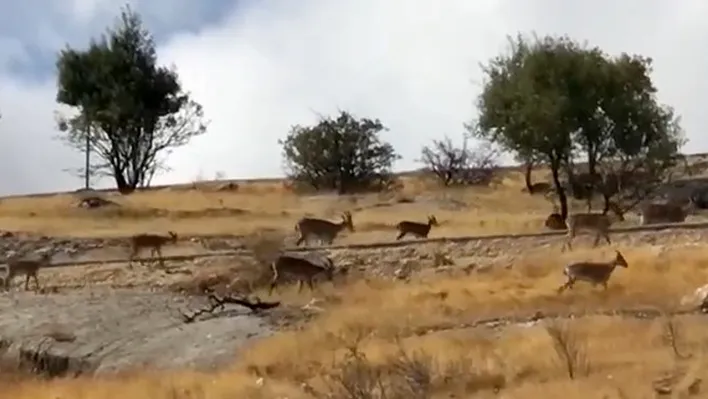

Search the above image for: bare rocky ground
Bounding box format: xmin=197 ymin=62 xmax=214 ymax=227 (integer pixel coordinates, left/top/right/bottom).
xmin=1 ymin=225 xmax=708 ymax=378
xmin=0 ymin=288 xmax=273 ymax=377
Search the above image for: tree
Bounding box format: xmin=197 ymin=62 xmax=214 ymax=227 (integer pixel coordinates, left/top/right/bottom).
xmin=584 ymin=55 xmax=684 ymax=212
xmin=280 ymin=111 xmax=400 ymax=194
xmin=419 ymin=134 xmax=499 ymax=187
xmin=55 ymin=6 xmax=207 ymax=194
xmin=562 ymin=53 xmax=684 ymax=212
xmin=474 ymin=35 xmax=577 ymax=218
xmin=473 ymin=34 xmax=683 ymax=219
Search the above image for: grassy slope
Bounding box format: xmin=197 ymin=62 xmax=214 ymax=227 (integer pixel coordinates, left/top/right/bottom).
xmin=4 ymin=163 xmax=708 ymax=397
xmin=5 ymin=244 xmax=708 ymax=397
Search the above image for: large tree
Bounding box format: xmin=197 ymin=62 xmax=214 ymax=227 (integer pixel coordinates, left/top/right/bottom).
xmin=55 ymin=6 xmax=207 ymax=193
xmin=280 ymin=111 xmax=400 ymax=194
xmin=585 ymin=54 xmax=684 ymax=211
xmin=473 ymin=34 xmax=683 ymax=219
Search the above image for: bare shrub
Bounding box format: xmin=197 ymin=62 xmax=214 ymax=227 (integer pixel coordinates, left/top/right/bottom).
xmin=439 ymin=355 xmax=506 ymax=394
xmin=661 ymin=315 xmax=690 ymax=360
xmin=653 ymin=315 xmax=704 ymax=396
xmin=653 ymin=357 xmax=704 ymax=397
xmin=419 ymin=135 xmax=499 ymax=187
xmin=320 ymin=347 xmax=434 ymax=399
xmin=168 ymin=269 xmax=236 ymax=295
xmin=544 ymin=321 xmax=590 ymax=379
xmin=316 ymin=336 xmax=504 ymax=399
xmin=386 ymin=347 xmax=434 ymax=399
xmin=319 ymin=344 xmax=389 ymax=399
xmin=243 ymin=229 xmax=287 ymax=267
xmin=170 ymin=230 xmax=286 ymax=296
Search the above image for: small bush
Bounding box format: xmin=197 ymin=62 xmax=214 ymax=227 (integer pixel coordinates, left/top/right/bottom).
xmin=545 ymin=320 xmax=590 ymax=379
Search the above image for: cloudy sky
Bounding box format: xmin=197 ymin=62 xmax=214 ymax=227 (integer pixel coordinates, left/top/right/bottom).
xmin=0 ymin=0 xmax=706 ymax=195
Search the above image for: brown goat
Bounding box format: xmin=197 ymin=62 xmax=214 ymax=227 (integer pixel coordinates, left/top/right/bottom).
xmin=1 ymin=251 xmax=53 ymax=291
xmin=562 ymin=209 xmax=624 ymax=252
xmin=395 ymin=215 xmax=438 ymax=240
xmin=128 ymin=231 xmax=178 ymax=268
xmin=295 ymin=212 xmax=354 ymax=246
xmin=557 ymin=250 xmax=628 ymax=293
xmin=269 ymin=254 xmax=337 ymax=294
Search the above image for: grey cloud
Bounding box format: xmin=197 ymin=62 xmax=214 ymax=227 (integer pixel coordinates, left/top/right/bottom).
xmin=0 ymin=0 xmax=237 ymax=194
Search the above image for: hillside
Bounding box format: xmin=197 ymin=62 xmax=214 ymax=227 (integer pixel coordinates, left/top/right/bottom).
xmin=1 ymin=153 xmax=708 ymax=398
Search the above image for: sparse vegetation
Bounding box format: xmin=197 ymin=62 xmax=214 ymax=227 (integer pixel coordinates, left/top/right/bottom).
xmin=5 ymin=244 xmax=708 ymax=397
xmin=4 ymin=8 xmax=708 ymax=399
xmin=127 ymin=231 xmax=178 ymax=268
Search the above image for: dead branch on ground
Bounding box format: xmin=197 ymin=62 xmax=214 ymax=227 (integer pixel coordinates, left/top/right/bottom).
xmin=179 ymin=292 xmax=280 ymax=323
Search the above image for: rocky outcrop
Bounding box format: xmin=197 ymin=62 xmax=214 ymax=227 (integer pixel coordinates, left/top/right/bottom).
xmin=0 ymin=289 xmax=273 ymax=376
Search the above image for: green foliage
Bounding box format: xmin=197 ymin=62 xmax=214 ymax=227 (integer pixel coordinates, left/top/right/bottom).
xmin=280 ymin=111 xmax=400 ymax=194
xmin=55 ymin=6 xmax=207 ymax=193
xmin=473 ymin=33 xmax=683 ymax=217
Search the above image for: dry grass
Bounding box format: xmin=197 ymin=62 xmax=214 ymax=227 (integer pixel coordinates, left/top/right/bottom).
xmin=5 ymin=163 xmax=708 ymax=397
xmin=0 ymin=169 xmax=581 ymax=239
xmin=5 ymin=244 xmax=708 ymax=398
xmin=5 ymin=155 xmax=708 ymax=240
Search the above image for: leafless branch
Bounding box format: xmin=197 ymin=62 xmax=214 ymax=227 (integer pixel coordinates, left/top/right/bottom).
xmin=419 ymin=135 xmax=499 ymax=187
xmin=179 ymin=293 xmax=280 ymax=323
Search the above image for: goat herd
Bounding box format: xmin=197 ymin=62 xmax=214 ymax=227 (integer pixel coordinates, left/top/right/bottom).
xmin=0 ymin=199 xmax=697 ymax=295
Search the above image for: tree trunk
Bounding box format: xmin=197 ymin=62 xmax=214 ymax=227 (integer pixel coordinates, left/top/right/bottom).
xmin=585 ymin=145 xmax=597 ymax=212
xmin=550 ymin=159 xmax=568 ymax=220
xmin=601 ymin=193 xmax=611 ymax=215
xmin=524 ymin=162 xmax=533 ymax=192
xmin=114 ymin=172 xmax=137 ymax=195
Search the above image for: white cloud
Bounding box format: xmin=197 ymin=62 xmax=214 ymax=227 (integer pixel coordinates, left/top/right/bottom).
xmin=158 ymin=0 xmax=510 ymax=183
xmin=0 ymin=78 xmax=82 ymax=194
xmin=1 ymin=0 xmax=707 ymax=194
xmin=157 ymin=0 xmax=708 ymax=184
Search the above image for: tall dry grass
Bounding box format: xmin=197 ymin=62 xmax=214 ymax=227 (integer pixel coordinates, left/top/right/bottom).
xmin=0 ymin=171 xmax=573 ymax=238
xmin=4 ymin=244 xmax=708 ymax=398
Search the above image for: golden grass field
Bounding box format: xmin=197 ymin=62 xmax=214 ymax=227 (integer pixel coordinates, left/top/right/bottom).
xmin=0 ymin=165 xmax=705 ymax=240
xmin=3 ymin=166 xmax=708 ymax=398
xmin=0 ymin=168 xmax=594 ymax=239
xmin=5 ymin=244 xmax=708 ymax=398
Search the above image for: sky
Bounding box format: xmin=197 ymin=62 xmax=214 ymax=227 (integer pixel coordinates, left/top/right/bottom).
xmin=1 ymin=0 xmax=707 ymax=195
